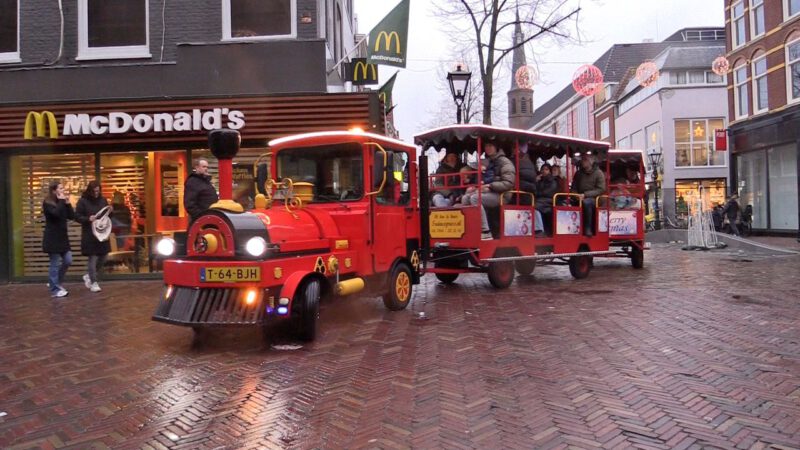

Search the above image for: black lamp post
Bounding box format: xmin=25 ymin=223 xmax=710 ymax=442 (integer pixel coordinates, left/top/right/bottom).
xmin=447 ymin=62 xmax=472 ymax=124
xmin=647 ymin=150 xmax=663 ymax=230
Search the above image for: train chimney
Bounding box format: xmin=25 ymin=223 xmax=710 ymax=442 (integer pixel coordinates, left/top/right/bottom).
xmin=208 ymin=129 xmax=244 ymax=213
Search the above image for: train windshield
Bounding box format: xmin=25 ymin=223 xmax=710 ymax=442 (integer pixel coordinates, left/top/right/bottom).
xmin=276 ymin=142 xmax=364 ymax=202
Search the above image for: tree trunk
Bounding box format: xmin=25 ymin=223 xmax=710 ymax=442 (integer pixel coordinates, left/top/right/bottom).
xmin=482 ymin=72 xmax=493 ymax=125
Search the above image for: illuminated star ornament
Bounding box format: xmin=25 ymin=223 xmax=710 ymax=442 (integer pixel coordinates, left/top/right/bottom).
xmin=515 ymin=65 xmax=538 ymax=89
xmin=572 ymin=64 xmax=604 ymax=97
xmin=636 ymin=61 xmax=660 ymax=87
xmin=712 ymin=56 xmax=730 ymax=76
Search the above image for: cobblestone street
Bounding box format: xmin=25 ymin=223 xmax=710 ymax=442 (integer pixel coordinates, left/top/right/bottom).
xmin=1 ymin=244 xmax=799 ymax=449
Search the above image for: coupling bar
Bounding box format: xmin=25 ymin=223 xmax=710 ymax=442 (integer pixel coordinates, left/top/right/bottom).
xmin=483 ymin=250 xmax=617 ymax=263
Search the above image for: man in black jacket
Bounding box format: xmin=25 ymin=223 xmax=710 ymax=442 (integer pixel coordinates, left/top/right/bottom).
xmin=184 ymin=158 xmax=218 ymax=225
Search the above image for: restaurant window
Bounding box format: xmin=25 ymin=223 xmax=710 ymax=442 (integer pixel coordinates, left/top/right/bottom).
xmin=752 ymin=54 xmax=768 ymax=113
xmin=674 ymin=179 xmax=727 ymax=216
xmin=751 ymin=0 xmax=765 ymax=38
xmin=0 ymin=0 xmax=19 ymax=63
xmin=734 ymin=62 xmax=749 ymax=119
xmin=223 ymin=0 xmax=296 ymax=40
xmin=768 ymin=145 xmax=799 ymax=230
xmin=78 ymin=0 xmax=150 ymax=60
xmin=9 ymin=154 xmax=96 ymax=277
xmin=737 ymin=151 xmax=768 ymax=229
xmin=787 ymin=37 xmax=800 ymax=103
xmin=732 ymin=1 xmax=746 ymax=48
xmin=674 ymin=118 xmax=726 ymax=168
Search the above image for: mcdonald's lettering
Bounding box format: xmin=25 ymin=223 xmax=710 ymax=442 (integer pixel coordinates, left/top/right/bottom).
xmin=24 ymin=111 xmax=58 ymax=139
xmin=374 ymin=31 xmax=401 ymax=54
xmin=353 ymin=61 xmax=377 ymax=81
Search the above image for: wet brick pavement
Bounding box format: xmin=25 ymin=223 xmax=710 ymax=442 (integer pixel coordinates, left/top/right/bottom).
xmin=1 ymin=245 xmax=799 ymax=449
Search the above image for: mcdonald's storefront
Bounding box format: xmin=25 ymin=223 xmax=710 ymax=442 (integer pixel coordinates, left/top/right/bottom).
xmin=0 ymin=93 xmax=382 ymax=282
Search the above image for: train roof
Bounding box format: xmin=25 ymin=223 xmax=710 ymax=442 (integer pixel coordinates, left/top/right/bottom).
xmin=414 ymin=124 xmax=610 ymax=158
xmin=269 ymin=130 xmax=414 ymax=150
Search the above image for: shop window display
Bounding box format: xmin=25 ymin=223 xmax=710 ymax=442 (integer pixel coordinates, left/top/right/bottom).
xmin=674 ymin=179 xmax=727 ymax=219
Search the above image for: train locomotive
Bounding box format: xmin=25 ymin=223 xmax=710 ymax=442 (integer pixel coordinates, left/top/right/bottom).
xmin=152 ymin=129 xmax=422 ymax=341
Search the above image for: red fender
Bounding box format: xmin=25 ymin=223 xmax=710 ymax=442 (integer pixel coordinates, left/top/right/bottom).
xmin=279 ymin=270 xmax=314 ymax=306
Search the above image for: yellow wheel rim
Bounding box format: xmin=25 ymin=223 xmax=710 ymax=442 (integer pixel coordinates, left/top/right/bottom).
xmin=395 ymin=272 xmax=411 ymax=302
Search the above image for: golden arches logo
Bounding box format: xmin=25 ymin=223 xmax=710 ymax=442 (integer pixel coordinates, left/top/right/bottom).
xmin=353 ymin=61 xmax=377 ymax=81
xmin=374 ymin=31 xmax=401 ymax=54
xmin=24 ymin=111 xmax=58 ymax=139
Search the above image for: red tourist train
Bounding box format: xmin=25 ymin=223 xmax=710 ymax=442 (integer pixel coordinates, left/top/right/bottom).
xmin=152 ymin=125 xmax=647 ymax=341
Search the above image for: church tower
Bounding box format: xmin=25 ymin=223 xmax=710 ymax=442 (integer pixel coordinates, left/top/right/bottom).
xmin=507 ymin=9 xmax=534 ymax=129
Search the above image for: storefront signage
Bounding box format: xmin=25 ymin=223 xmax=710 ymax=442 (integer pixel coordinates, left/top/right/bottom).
xmin=714 ymin=129 xmax=727 ymax=151
xmin=62 ymin=108 xmax=245 ymax=136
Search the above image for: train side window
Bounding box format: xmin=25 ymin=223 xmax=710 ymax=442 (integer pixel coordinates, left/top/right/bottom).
xmin=375 ymin=150 xmax=410 ymax=206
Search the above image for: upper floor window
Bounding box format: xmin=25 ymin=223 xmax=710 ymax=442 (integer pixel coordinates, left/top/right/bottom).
xmin=223 ymin=0 xmax=296 ymax=40
xmin=787 ymin=37 xmax=800 ymax=103
xmin=0 ymin=0 xmax=20 ymax=63
xmin=733 ymin=1 xmax=746 ymax=48
xmin=752 ymin=54 xmax=769 ymax=113
xmin=674 ymin=118 xmax=726 ymax=167
xmin=78 ymin=0 xmax=150 ymax=60
xmin=751 ymin=0 xmax=765 ymax=38
xmin=600 ymin=118 xmax=610 ymax=139
xmin=734 ymin=62 xmax=750 ymax=119
xmin=786 ymin=0 xmax=800 ymax=20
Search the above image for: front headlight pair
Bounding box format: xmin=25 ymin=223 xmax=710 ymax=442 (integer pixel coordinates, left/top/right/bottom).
xmin=155 ymin=236 xmax=267 ymax=257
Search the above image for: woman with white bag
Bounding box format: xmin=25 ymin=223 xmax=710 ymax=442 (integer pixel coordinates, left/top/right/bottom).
xmin=75 ymin=181 xmax=112 ymax=292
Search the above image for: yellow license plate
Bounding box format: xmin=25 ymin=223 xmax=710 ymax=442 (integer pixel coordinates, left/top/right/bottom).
xmin=201 ymin=267 xmax=261 ymax=282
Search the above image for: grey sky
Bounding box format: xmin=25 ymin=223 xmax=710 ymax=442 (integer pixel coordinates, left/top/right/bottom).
xmin=354 ymin=0 xmax=725 ymax=140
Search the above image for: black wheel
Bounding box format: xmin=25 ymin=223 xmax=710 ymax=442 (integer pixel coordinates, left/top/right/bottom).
xmin=487 ymin=261 xmax=515 ymax=289
xmin=569 ymin=254 xmax=592 ymax=279
xmin=383 ymin=263 xmax=413 ymax=311
xmin=515 ymin=259 xmax=536 ymax=276
xmin=631 ymin=246 xmax=644 ymax=269
xmin=435 ymin=272 xmax=459 ymax=284
xmin=293 ymin=279 xmax=321 ymax=342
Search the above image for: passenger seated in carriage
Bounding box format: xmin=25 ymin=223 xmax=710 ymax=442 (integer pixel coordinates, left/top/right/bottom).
xmin=571 ymin=153 xmax=606 ymax=236
xmin=460 ymin=141 xmax=515 ymax=240
xmin=610 ymin=162 xmax=641 ymax=210
xmin=431 ymin=150 xmax=464 ymax=207
xmin=534 ymin=163 xmax=559 ymax=235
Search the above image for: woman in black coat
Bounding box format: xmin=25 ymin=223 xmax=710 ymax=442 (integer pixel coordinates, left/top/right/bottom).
xmin=42 ymin=180 xmax=75 ymax=298
xmin=76 ymin=181 xmax=112 ymax=292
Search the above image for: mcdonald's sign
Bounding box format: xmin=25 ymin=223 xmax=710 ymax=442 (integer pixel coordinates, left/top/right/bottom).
xmin=374 ymin=31 xmax=401 ymax=54
xmin=366 ymin=0 xmax=409 ymax=68
xmin=344 ymin=58 xmax=379 ymax=85
xmin=24 ymin=111 xmax=59 ymax=139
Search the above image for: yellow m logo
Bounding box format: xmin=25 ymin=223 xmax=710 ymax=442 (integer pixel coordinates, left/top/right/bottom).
xmin=353 ymin=61 xmax=377 ymax=81
xmin=24 ymin=111 xmax=58 ymax=139
xmin=374 ymin=31 xmax=401 ymax=54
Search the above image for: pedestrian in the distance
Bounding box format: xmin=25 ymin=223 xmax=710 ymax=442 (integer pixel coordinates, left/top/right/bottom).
xmin=184 ymin=158 xmax=218 ymax=226
xmin=75 ymin=181 xmax=112 ymax=292
xmin=722 ymin=193 xmax=742 ymax=236
xmin=42 ymin=180 xmax=75 ymax=298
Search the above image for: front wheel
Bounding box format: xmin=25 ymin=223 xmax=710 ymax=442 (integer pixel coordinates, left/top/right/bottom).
xmin=488 ymin=261 xmax=515 ymax=289
xmin=569 ymin=254 xmax=592 ymax=279
xmin=293 ymin=279 xmax=321 ymax=342
xmin=383 ymin=263 xmax=413 ymax=311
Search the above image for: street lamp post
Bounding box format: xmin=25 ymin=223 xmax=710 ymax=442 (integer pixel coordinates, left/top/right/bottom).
xmin=647 ymin=150 xmax=663 ymax=230
xmin=447 ymin=63 xmax=472 ymax=124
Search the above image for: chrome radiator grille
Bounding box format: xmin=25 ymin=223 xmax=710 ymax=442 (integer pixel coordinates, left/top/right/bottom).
xmin=153 ymin=287 xmax=267 ymax=326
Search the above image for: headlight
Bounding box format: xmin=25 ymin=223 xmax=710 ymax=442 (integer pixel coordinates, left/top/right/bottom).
xmin=155 ymin=238 xmax=176 ymax=256
xmin=245 ymin=236 xmax=267 ymax=257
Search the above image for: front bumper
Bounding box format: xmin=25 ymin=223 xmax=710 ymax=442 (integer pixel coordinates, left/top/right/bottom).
xmin=152 ymin=285 xmax=276 ymax=327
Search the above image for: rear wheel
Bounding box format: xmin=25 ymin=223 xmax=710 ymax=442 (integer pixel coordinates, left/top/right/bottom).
xmin=569 ymin=254 xmax=592 ymax=279
xmin=293 ymin=279 xmax=321 ymax=342
xmin=383 ymin=263 xmax=413 ymax=311
xmin=488 ymin=261 xmax=515 ymax=289
xmin=631 ymin=246 xmax=644 ymax=269
xmin=515 ymin=259 xmax=536 ymax=276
